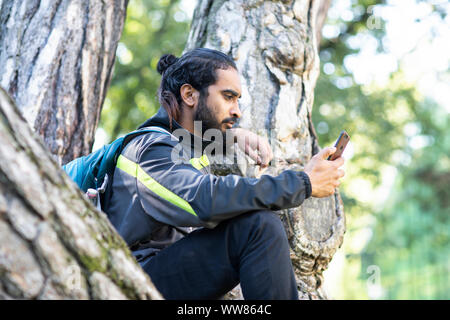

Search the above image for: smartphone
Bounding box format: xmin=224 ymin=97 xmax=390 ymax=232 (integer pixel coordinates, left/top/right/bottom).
xmin=327 ymin=130 xmax=350 ymax=161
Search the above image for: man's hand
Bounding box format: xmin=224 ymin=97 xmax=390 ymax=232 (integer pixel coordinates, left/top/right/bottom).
xmin=229 ymin=128 xmax=273 ymax=168
xmin=304 ymin=147 xmax=345 ymax=198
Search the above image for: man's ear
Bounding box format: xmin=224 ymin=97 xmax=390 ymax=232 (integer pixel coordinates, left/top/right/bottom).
xmin=180 ymin=84 xmax=199 ymax=108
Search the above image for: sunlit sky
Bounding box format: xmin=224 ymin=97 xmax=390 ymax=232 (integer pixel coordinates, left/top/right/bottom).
xmin=325 ymin=0 xmax=450 ymax=111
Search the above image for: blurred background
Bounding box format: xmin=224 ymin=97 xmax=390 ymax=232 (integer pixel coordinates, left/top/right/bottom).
xmin=95 ymin=0 xmax=449 ymax=299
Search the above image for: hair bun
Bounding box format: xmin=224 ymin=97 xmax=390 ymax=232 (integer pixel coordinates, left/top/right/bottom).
xmin=157 ymin=54 xmax=179 ymax=75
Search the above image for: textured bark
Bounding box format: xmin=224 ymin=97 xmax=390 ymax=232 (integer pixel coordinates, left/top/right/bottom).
xmin=0 ymin=88 xmax=162 ymax=300
xmin=0 ymin=0 xmax=128 ymax=165
xmin=186 ymin=0 xmax=344 ymax=299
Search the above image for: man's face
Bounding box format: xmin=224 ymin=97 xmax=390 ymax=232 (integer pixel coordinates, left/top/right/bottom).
xmin=194 ymin=68 xmax=242 ymax=134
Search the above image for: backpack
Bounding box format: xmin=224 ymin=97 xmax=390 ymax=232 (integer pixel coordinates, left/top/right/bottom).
xmin=62 ymin=126 xmax=171 ymax=211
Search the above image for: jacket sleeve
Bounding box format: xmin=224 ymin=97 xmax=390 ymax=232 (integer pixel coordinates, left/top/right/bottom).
xmin=134 ymin=135 xmax=312 ymax=229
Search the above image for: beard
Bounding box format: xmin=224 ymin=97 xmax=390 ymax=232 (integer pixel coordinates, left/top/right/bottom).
xmin=193 ymin=93 xmax=222 ymax=133
xmin=193 ymin=92 xmax=237 ymax=148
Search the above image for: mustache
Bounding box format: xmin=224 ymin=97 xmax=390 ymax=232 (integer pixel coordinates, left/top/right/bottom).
xmin=222 ymin=117 xmax=238 ymax=125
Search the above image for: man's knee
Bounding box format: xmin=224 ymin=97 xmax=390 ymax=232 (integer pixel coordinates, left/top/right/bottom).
xmin=229 ymin=210 xmax=288 ymax=243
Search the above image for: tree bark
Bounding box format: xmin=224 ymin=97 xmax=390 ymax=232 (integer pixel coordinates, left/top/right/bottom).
xmin=0 ymin=0 xmax=128 ymax=165
xmin=186 ymin=0 xmax=345 ymax=299
xmin=0 ymin=88 xmax=162 ymax=300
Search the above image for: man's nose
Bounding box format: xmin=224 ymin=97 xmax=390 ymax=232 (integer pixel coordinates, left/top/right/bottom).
xmin=230 ymin=103 xmax=242 ymax=119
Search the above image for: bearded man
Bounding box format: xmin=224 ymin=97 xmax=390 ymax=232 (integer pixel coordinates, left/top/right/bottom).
xmin=104 ymin=48 xmax=345 ymax=300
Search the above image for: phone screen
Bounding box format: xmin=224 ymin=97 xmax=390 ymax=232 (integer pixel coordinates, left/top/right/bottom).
xmin=327 ymin=130 xmax=350 ymax=161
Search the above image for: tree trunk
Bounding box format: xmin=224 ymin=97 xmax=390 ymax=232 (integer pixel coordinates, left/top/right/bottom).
xmin=0 ymin=0 xmax=128 ymax=165
xmin=0 ymin=88 xmax=162 ymax=300
xmin=185 ymin=0 xmax=345 ymax=299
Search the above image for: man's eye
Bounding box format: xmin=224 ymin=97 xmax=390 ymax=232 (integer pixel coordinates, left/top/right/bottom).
xmin=225 ymin=95 xmax=233 ymax=100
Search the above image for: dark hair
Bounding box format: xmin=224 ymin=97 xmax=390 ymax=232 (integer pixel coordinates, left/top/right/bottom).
xmin=156 ymin=48 xmax=237 ymax=130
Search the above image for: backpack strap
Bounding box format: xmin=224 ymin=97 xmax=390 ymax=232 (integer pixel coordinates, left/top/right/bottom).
xmin=100 ymin=125 xmax=176 ymax=211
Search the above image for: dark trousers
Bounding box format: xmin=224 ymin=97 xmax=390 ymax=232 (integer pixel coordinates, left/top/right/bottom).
xmin=140 ymin=210 xmax=299 ymax=300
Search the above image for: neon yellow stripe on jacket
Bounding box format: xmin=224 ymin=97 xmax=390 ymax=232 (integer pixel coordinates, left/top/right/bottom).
xmin=189 ymin=154 xmax=210 ymax=171
xmin=116 ymin=155 xmax=197 ymax=217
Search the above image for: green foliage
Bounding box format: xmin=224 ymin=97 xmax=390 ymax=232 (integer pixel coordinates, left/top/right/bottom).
xmin=362 ymin=99 xmax=449 ymax=299
xmin=315 ymin=0 xmax=449 ymax=299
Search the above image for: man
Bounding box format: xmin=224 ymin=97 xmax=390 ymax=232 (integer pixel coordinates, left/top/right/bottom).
xmin=104 ymin=48 xmax=345 ymax=300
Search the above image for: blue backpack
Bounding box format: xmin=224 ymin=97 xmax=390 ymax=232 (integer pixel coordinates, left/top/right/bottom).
xmin=62 ymin=126 xmax=170 ymax=210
